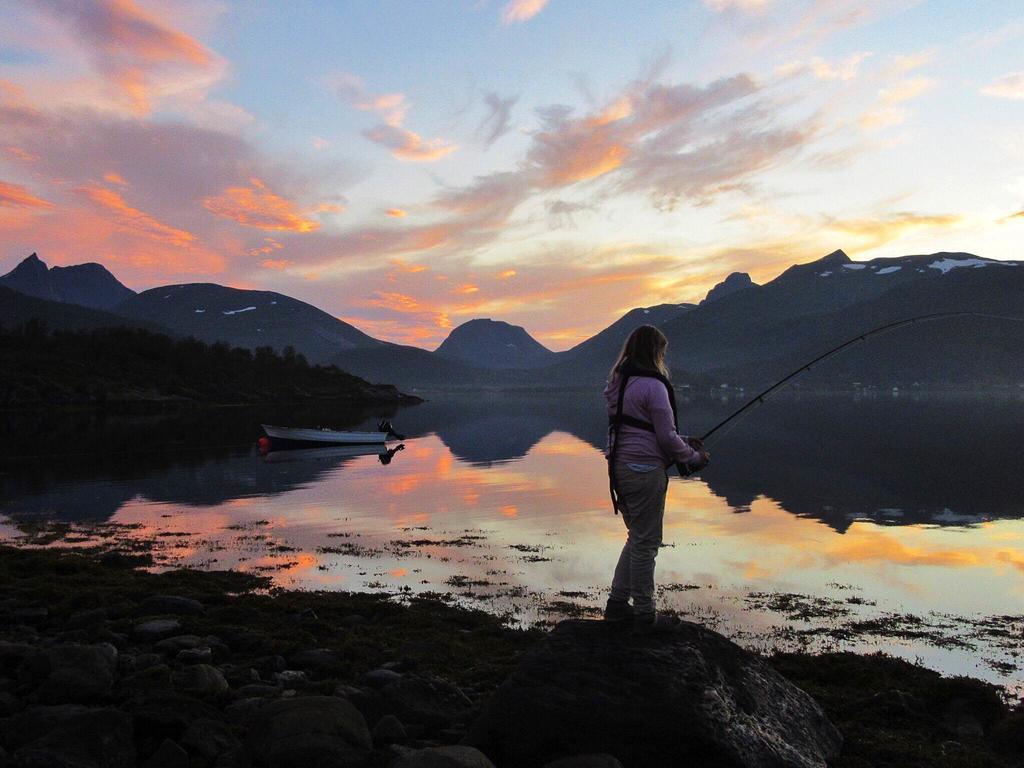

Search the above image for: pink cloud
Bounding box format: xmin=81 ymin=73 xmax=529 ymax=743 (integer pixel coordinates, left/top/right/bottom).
xmin=501 ymin=0 xmax=550 ymax=24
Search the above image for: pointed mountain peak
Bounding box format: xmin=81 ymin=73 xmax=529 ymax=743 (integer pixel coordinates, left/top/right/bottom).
xmin=701 ymin=271 xmax=755 ymax=305
xmin=9 ymin=252 xmax=47 ymax=274
xmin=818 ymin=249 xmax=850 ymax=265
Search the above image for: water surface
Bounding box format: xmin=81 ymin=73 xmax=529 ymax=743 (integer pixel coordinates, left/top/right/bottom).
xmin=2 ymin=392 xmax=1022 ymax=689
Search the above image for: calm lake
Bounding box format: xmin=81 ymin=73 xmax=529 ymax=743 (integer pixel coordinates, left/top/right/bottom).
xmin=2 ymin=392 xmax=1023 ymax=691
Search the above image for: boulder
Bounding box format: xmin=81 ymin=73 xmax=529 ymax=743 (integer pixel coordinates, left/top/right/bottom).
xmin=377 ymin=675 xmax=473 ymax=730
xmin=172 ymin=664 xmax=229 ymax=699
xmin=144 ymin=738 xmax=189 ymax=768
xmin=464 ymin=619 xmax=842 ymax=768
xmin=137 ymin=595 xmax=205 ymax=616
xmin=289 ymin=649 xmax=345 ymax=679
xmin=244 ymin=695 xmax=372 ymax=767
xmin=390 ymin=746 xmax=496 ymax=768
xmin=372 ymin=713 xmax=407 ymax=744
xmin=180 ymin=718 xmax=240 ymax=762
xmin=31 ymin=643 xmax=118 ymax=703
xmin=12 ymin=706 xmax=135 ymax=767
xmin=135 ymin=619 xmax=182 ymax=639
xmin=544 ymin=756 xmax=624 ymax=768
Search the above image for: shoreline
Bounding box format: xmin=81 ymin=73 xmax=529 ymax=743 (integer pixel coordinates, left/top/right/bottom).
xmin=0 ymin=546 xmax=1021 ymax=767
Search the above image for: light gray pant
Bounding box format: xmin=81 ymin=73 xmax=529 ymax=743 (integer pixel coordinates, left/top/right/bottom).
xmin=609 ymin=464 xmax=668 ymax=615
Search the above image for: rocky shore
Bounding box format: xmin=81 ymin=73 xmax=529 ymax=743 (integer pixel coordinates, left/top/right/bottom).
xmin=0 ymin=546 xmax=1020 ymax=768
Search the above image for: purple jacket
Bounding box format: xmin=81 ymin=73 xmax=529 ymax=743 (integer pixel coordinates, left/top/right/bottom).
xmin=604 ymin=374 xmax=702 ymax=468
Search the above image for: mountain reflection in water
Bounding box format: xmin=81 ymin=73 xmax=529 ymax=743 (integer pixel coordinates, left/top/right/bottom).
xmin=4 ymin=392 xmax=1022 ymax=529
xmin=2 ymin=392 xmax=1023 ymax=688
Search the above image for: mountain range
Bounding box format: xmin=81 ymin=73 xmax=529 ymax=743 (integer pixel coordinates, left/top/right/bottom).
xmin=2 ymin=249 xmax=1022 ymax=389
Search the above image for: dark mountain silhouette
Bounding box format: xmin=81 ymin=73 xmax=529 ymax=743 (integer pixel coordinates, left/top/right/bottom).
xmin=0 ymin=285 xmax=166 ymax=335
xmin=0 ymin=253 xmax=134 ymax=310
xmin=700 ymin=271 xmax=755 ymax=305
xmin=115 ymin=283 xmax=381 ymax=364
xmin=435 ymin=319 xmax=555 ymax=369
xmin=659 ymin=251 xmax=1024 ymax=386
xmin=524 ymin=303 xmax=695 ymax=385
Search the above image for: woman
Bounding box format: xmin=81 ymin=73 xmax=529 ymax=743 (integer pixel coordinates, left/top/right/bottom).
xmin=604 ymin=325 xmax=710 ymax=633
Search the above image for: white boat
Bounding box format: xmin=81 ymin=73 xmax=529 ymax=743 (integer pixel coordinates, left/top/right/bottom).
xmin=261 ymin=424 xmax=390 ymax=445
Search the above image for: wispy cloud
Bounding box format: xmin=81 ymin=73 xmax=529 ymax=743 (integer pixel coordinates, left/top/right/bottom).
xmin=477 ymin=92 xmax=518 ymax=147
xmin=203 ymin=178 xmax=322 ymax=232
xmin=0 ymin=180 xmax=53 ymax=209
xmin=78 ymin=183 xmax=195 ymax=246
xmin=501 ymin=0 xmax=549 ymax=25
xmin=860 ymin=75 xmax=935 ymax=131
xmin=982 ymin=72 xmax=1024 ymax=100
xmin=333 ymin=72 xmax=456 ymax=162
xmin=26 ymin=0 xmax=224 ymax=115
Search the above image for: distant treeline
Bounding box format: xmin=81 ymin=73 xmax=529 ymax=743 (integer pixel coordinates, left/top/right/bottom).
xmin=0 ymin=321 xmax=416 ymax=407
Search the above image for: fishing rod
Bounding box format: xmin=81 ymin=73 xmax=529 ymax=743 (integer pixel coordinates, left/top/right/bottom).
xmin=696 ymin=311 xmax=1024 ymax=446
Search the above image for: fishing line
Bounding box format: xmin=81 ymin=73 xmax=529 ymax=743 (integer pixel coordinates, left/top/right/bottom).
xmin=696 ymin=311 xmax=1024 ymax=448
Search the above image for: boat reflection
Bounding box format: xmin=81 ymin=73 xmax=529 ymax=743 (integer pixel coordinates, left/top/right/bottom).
xmin=262 ymin=444 xmax=406 ymax=465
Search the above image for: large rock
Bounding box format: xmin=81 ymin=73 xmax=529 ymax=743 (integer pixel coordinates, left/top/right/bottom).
xmin=28 ymin=643 xmax=118 ymax=703
xmin=244 ymin=695 xmax=372 ymax=767
xmin=391 ymin=745 xmax=496 ymax=768
xmin=464 ymin=620 xmax=842 ymax=768
xmin=171 ymin=664 xmax=229 ymax=699
xmin=377 ymin=675 xmax=473 ymax=730
xmin=12 ymin=706 xmax=135 ymax=767
xmin=137 ymin=595 xmax=205 ymax=616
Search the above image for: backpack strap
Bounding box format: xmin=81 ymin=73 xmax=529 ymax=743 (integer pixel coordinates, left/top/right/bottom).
xmin=607 ymin=362 xmax=689 ymax=514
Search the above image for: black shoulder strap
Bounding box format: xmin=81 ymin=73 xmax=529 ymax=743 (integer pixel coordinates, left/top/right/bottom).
xmin=607 ymin=361 xmax=683 ymax=514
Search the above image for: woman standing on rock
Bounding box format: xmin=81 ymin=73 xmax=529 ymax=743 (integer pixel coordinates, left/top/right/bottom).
xmin=604 ymin=325 xmax=710 ymax=633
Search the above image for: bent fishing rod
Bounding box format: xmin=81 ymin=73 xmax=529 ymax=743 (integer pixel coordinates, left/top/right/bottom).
xmin=696 ymin=311 xmax=1024 ymax=447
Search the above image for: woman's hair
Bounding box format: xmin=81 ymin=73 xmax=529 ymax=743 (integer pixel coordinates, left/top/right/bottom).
xmin=609 ymin=324 xmax=670 ymax=381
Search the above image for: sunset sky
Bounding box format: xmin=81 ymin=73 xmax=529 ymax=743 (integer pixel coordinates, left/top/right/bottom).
xmin=1 ymin=0 xmax=1022 ymax=350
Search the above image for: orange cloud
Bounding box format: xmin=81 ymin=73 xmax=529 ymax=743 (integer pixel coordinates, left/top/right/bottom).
xmin=502 ymin=0 xmax=550 ymax=24
xmin=363 ymin=125 xmax=457 ymax=162
xmin=103 ymin=171 xmax=128 ymax=186
xmin=35 ymin=0 xmax=218 ymax=116
xmin=498 ymin=269 xmax=517 ymax=279
xmin=546 ymin=139 xmax=629 ymax=184
xmin=77 ymin=184 xmax=194 ymax=245
xmin=386 ymin=208 xmax=407 ymax=217
xmin=203 ymin=179 xmax=319 ymax=232
xmin=248 ymin=238 xmax=283 ymax=257
xmin=825 ymin=532 xmax=982 ymax=568
xmin=5 ymin=146 xmax=39 ymax=163
xmin=261 ymin=259 xmax=290 ymax=270
xmin=827 ymin=212 xmax=961 ymax=247
xmin=0 ymin=180 xmax=54 ymax=209
xmin=454 ymin=283 xmax=479 ymax=294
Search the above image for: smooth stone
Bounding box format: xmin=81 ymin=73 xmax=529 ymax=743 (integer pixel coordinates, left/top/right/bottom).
xmin=289 ymin=649 xmax=345 ymax=679
xmin=237 ymin=684 xmax=281 ymax=698
xmin=172 ymin=664 xmax=229 ymax=700
xmin=12 ymin=706 xmax=135 ymax=767
xmin=390 ymin=745 xmax=497 ymax=768
xmin=135 ymin=619 xmax=182 ymax=639
xmin=244 ymin=695 xmax=372 ymax=767
xmin=144 ymin=738 xmax=189 ymax=768
xmin=154 ymin=635 xmax=202 ymax=654
xmin=378 ymin=675 xmax=473 ymax=730
xmin=181 ymin=718 xmax=240 ymax=761
xmin=372 ymin=714 xmax=407 ymax=744
xmin=361 ymin=668 xmax=403 ymax=688
xmin=138 ymin=595 xmax=205 ymax=616
xmin=275 ymin=670 xmax=307 ymax=687
xmin=67 ymin=607 xmax=109 ymax=628
xmin=177 ymin=647 xmax=213 ymax=665
xmin=33 ymin=643 xmax=118 ymax=703
xmin=464 ymin=619 xmax=843 ymax=768
xmin=544 ymin=756 xmax=626 ymax=768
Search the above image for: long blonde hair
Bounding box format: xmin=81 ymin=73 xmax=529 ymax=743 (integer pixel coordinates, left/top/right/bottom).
xmin=609 ymin=325 xmax=670 ymax=381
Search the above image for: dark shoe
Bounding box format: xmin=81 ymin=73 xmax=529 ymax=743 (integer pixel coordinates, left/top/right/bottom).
xmin=632 ymin=612 xmax=681 ymax=635
xmin=603 ymin=599 xmax=633 ymax=623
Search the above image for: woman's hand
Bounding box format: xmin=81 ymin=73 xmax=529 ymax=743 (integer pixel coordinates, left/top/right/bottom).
xmin=684 ymin=436 xmax=704 ymax=451
xmin=691 ymin=450 xmax=711 ymax=471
